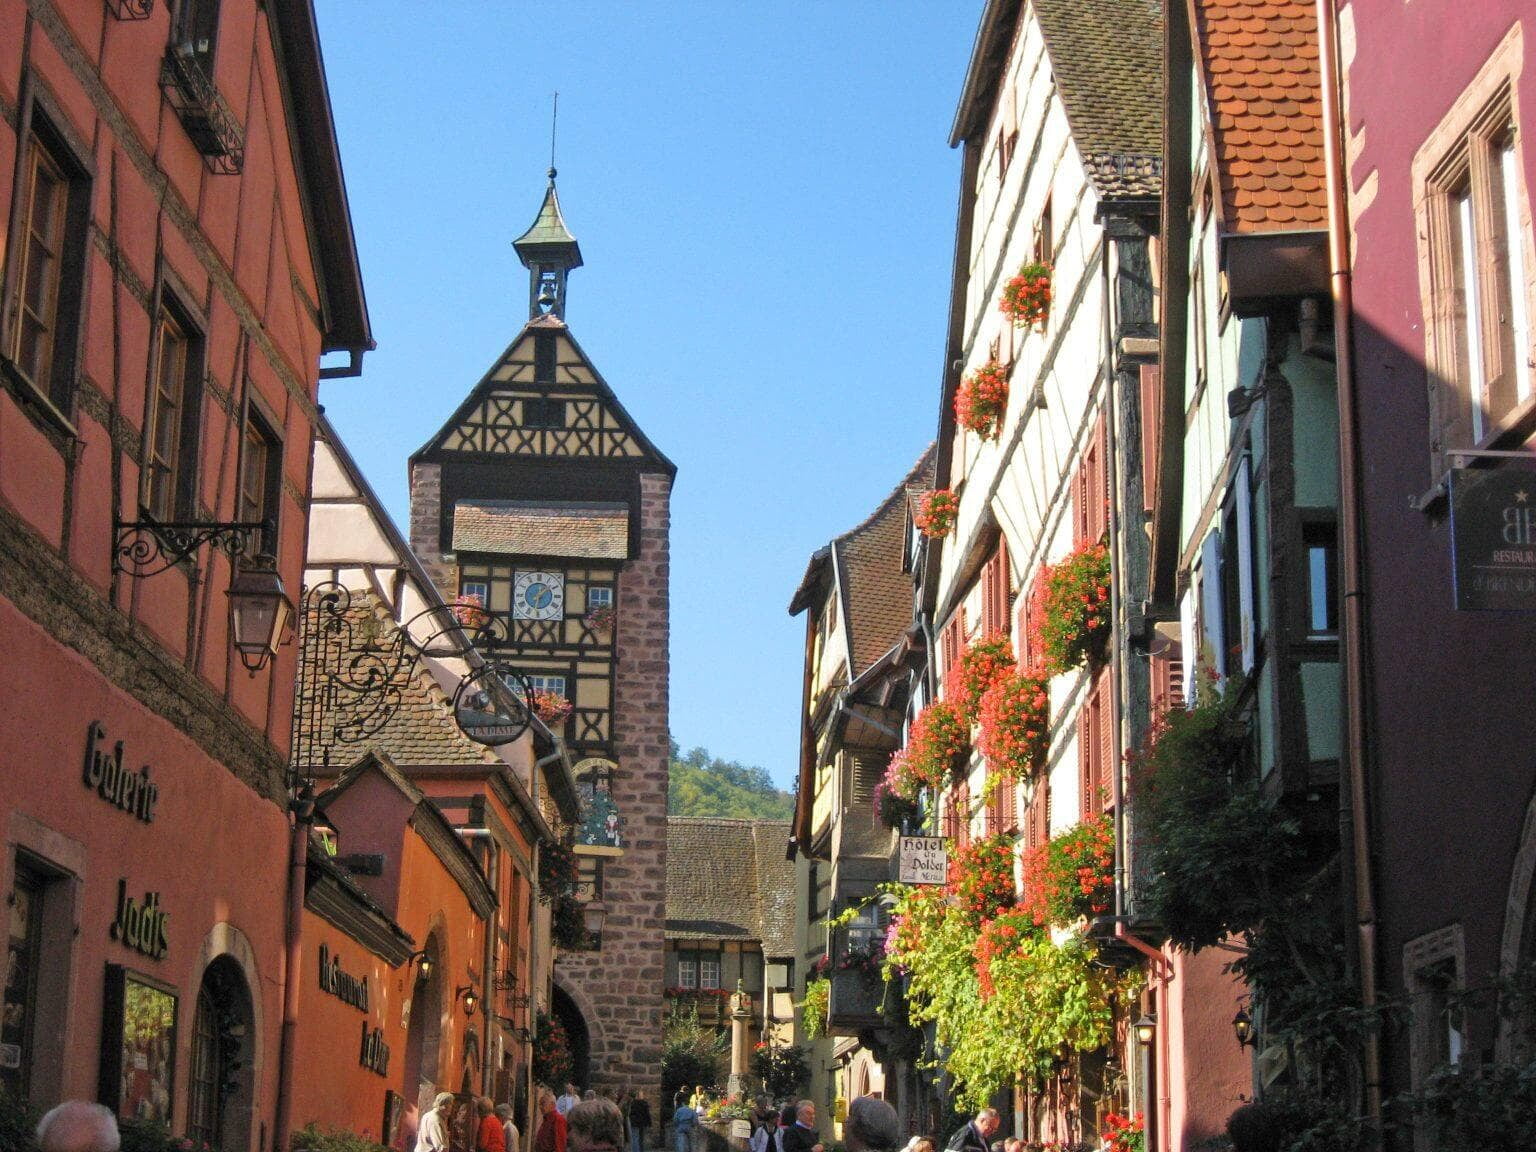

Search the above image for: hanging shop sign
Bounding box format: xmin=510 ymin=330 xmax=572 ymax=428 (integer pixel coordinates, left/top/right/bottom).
xmin=574 ymin=758 xmax=623 ymax=851
xmin=98 ymin=966 xmax=177 ymax=1124
xmin=453 ymin=667 xmax=534 ymax=747
xmin=360 ymin=1023 xmax=390 ymax=1075
xmin=1450 ymin=467 xmax=1536 ymax=610
xmin=82 ymin=723 xmax=160 ymax=823
xmin=898 ymin=836 xmax=947 ymax=885
xmin=319 ymin=943 xmax=370 ymax=1010
xmin=110 ymin=880 xmax=169 ymax=961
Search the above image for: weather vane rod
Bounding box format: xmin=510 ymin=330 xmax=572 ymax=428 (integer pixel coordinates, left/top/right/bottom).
xmin=549 ymin=92 xmax=559 ymax=176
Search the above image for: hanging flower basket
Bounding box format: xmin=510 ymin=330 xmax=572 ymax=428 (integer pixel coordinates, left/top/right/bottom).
xmin=904 ymin=699 xmax=969 ymax=785
xmin=945 ymin=634 xmax=1016 ymax=723
xmin=976 ymin=667 xmax=1052 ymax=779
xmin=914 ymin=489 xmax=960 ymax=538
xmin=584 ymin=603 xmax=616 ymax=634
xmin=946 ymin=833 xmax=1018 ymax=927
xmin=875 ymin=775 xmax=922 ymax=829
xmin=1000 ymin=261 xmax=1052 ymax=327
xmin=451 ymin=593 xmax=490 ymax=630
xmin=1102 ymin=1113 xmax=1145 ymax=1152
xmin=1020 ymin=813 xmax=1115 ymax=929
xmin=1032 ymin=540 xmax=1111 ymax=675
xmin=956 ymin=361 xmax=1011 ymax=441
xmin=530 ymin=690 xmax=574 ymax=725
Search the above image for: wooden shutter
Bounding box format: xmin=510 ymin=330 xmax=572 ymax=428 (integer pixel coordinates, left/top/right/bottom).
xmin=1079 ymin=669 xmax=1115 ymax=817
xmin=1151 ymin=647 xmax=1186 ymax=712
xmin=1073 ymin=414 xmax=1107 ymax=545
xmin=996 ymin=771 xmax=1018 ymax=834
xmin=955 ymin=778 xmax=971 ymax=848
xmin=942 ymin=789 xmax=960 ymax=841
xmin=1095 ymin=667 xmax=1115 ymax=813
xmin=1140 ymin=365 xmax=1161 ymax=514
xmin=982 ymin=542 xmax=1011 ymax=638
xmin=940 ymin=612 xmax=965 ymax=683
xmin=1026 ymin=777 xmax=1051 ymax=849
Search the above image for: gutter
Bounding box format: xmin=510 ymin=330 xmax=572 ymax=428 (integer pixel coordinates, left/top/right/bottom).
xmin=1315 ymin=0 xmax=1382 ymax=1136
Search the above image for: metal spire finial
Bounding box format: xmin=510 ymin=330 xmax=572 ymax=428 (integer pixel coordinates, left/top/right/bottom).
xmin=548 ymin=92 xmax=559 ymax=180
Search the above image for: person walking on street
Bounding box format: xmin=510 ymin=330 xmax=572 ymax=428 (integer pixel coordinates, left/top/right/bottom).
xmin=780 ymin=1102 xmax=822 ymax=1152
xmin=477 ymin=1098 xmax=506 ymax=1152
xmin=538 ymin=1087 xmax=569 ymax=1152
xmin=627 ymin=1092 xmax=652 ymax=1152
xmin=843 ymin=1099 xmax=900 ymax=1152
xmin=944 ymin=1109 xmax=998 ymax=1152
xmin=418 ymin=1095 xmax=456 ymax=1152
xmin=671 ymin=1093 xmax=698 ymax=1152
xmin=568 ymin=1100 xmax=625 ymax=1152
xmin=497 ymin=1104 xmax=521 ymax=1152
xmin=558 ymin=1085 xmax=581 ymax=1117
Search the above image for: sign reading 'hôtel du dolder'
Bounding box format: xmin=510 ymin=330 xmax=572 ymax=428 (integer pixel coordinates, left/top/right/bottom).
xmin=1451 ymin=467 xmax=1536 ymax=611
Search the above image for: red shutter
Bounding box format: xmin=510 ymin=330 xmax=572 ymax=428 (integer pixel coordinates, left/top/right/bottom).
xmin=982 ymin=543 xmax=1012 ymax=638
xmin=940 ymin=613 xmax=964 ymax=683
xmin=1096 ymin=667 xmax=1115 ymax=813
xmin=1027 ymin=777 xmax=1051 ymax=849
xmin=1079 ymin=670 xmax=1115 ymax=817
xmin=1141 ymin=365 xmax=1161 ymax=514
xmin=1151 ymin=647 xmax=1186 ymax=712
xmin=955 ymin=779 xmax=971 ymax=848
xmin=1090 ymin=415 xmax=1108 ymax=544
xmin=1078 ymin=693 xmax=1095 ymax=821
xmin=998 ymin=772 xmax=1017 ymax=833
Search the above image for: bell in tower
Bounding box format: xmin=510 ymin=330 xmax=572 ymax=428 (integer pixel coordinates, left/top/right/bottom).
xmin=513 ymin=168 xmax=584 ymax=321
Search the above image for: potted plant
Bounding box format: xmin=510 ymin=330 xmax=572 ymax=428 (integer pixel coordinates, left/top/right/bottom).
xmin=584 ymin=603 xmax=616 ymax=635
xmin=946 ymin=634 xmax=1016 ymax=723
xmin=955 ymin=361 xmax=1011 ymax=441
xmin=914 ymin=489 xmax=960 ymax=538
xmin=1000 ymin=261 xmax=1052 ymax=327
xmin=977 ymin=667 xmax=1052 ymax=779
xmin=1032 ymin=540 xmax=1111 ymax=675
xmin=1020 ymin=813 xmax=1115 ymax=929
xmin=903 ymin=699 xmax=969 ymax=785
xmin=529 ymin=689 xmax=573 ymax=726
xmin=451 ymin=592 xmax=490 ymax=630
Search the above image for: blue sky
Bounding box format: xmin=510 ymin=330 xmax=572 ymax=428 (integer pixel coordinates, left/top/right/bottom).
xmin=314 ymin=4 xmax=979 ymax=789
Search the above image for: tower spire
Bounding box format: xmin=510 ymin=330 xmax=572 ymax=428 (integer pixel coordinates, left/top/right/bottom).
xmin=514 ymin=101 xmax=582 ymax=322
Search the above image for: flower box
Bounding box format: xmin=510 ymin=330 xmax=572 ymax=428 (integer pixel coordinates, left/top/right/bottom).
xmin=914 ymin=489 xmax=960 ymax=538
xmin=1000 ymin=261 xmax=1052 ymax=327
xmin=1031 ymin=540 xmax=1111 ymax=675
xmin=956 ymin=361 xmax=1010 ymax=441
xmin=977 ymin=667 xmax=1051 ymax=779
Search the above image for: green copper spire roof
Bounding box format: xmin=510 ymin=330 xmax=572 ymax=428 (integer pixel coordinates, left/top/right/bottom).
xmin=513 ymin=168 xmax=583 ymax=270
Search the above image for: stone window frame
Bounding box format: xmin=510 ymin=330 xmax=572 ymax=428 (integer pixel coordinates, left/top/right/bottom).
xmin=1412 ymin=23 xmax=1535 ymax=486
xmin=1402 ymin=924 xmax=1466 ymax=1102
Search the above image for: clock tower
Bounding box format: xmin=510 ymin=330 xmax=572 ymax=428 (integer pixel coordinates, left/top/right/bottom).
xmin=409 ymin=172 xmax=673 ymax=1096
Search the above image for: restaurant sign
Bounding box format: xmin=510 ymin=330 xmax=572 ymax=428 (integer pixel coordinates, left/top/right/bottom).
xmin=1450 ymin=467 xmax=1536 ymax=611
xmin=897 ymin=836 xmax=947 ymax=885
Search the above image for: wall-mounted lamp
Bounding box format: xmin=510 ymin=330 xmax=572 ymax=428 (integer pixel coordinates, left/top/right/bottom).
xmin=227 ymin=556 xmax=294 ymax=674
xmin=1232 ymin=1006 xmax=1255 ymax=1049
xmin=456 ymin=985 xmax=478 ymax=1017
xmin=582 ymin=900 xmax=608 ymax=941
xmin=1134 ymin=1011 xmax=1157 ymax=1046
xmin=408 ymin=950 xmax=434 ymax=980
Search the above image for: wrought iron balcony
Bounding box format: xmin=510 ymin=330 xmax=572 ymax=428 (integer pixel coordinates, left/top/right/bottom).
xmin=159 ymin=49 xmax=245 ymax=174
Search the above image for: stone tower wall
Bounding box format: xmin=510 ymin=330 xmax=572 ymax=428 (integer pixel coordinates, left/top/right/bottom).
xmin=557 ymin=469 xmax=670 ymax=1097
xmin=407 ymin=460 xmax=456 ymax=599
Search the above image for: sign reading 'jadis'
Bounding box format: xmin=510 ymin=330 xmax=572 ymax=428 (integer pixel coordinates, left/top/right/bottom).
xmin=1451 ymin=467 xmax=1536 ymax=611
xmin=898 ymin=836 xmax=948 ymax=885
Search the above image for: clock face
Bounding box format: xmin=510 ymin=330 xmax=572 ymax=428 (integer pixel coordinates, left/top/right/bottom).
xmin=513 ymin=570 xmax=565 ymax=620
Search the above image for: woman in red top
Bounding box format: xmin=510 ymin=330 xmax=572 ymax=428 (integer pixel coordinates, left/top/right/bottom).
xmin=477 ymin=1098 xmax=506 ymax=1152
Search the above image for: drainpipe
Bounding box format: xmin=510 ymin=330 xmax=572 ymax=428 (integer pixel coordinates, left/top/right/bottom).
xmin=273 ymin=785 xmax=315 ymax=1152
xmin=1115 ymin=926 xmax=1172 ymax=1152
xmin=459 ymin=827 xmax=500 ymax=1097
xmin=1315 ymin=0 xmax=1382 ymax=1136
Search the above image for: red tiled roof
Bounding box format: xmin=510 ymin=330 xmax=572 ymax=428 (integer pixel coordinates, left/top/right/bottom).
xmin=1194 ymin=0 xmax=1326 ymax=233
xmin=452 ymin=501 xmax=628 ymax=560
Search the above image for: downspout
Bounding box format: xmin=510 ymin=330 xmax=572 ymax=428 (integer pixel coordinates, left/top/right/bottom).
xmin=459 ymin=827 xmax=499 ymax=1096
xmin=1104 ymin=235 xmax=1128 ymax=925
xmin=273 ymin=785 xmax=315 ymax=1152
xmin=1315 ymin=0 xmax=1381 ymax=1136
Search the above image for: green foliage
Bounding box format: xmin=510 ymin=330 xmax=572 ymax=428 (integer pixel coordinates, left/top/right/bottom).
xmin=662 ymin=1004 xmax=727 ymax=1107
xmin=801 ymin=977 xmax=830 ymax=1040
xmin=290 ymin=1125 xmax=391 ymax=1152
xmin=551 ymin=892 xmax=590 ymax=950
xmin=668 ymin=740 xmax=793 ymax=820
xmin=117 ymin=1120 xmax=191 ymax=1152
xmin=751 ymin=1043 xmax=811 ymax=1100
xmin=0 ymin=1090 xmax=36 ymax=1152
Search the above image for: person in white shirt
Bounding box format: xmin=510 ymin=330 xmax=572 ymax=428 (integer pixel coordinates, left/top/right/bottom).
xmin=498 ymin=1104 xmax=521 ymax=1152
xmin=557 ymin=1085 xmax=581 ymax=1117
xmin=417 ymin=1094 xmax=456 ymax=1152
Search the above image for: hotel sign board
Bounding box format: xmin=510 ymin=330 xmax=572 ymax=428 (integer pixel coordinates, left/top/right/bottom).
xmin=898 ymin=836 xmax=947 ymax=885
xmin=1451 ymin=467 xmax=1536 ymax=611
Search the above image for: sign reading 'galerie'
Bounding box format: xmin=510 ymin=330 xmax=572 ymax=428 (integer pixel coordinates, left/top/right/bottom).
xmin=1451 ymin=467 xmax=1536 ymax=611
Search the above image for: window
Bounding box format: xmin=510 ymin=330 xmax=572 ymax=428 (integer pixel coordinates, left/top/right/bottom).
xmin=143 ymin=302 xmax=202 ymax=521
xmin=524 ymin=397 xmax=565 ymax=429
xmin=533 ymin=331 xmax=557 ymax=383
xmin=237 ymin=410 xmax=281 ymax=555
xmin=676 ymin=959 xmax=698 ymax=990
xmin=462 ymin=580 xmax=490 ymax=605
xmin=1303 ymin=522 xmax=1339 ymax=637
xmin=981 ymin=543 xmax=1011 ymax=638
xmin=1404 ymin=926 xmax=1466 ymax=1149
xmin=699 ymin=960 xmax=721 ymax=991
xmin=0 ymin=860 xmax=47 ymax=1098
xmin=527 ymin=674 xmax=567 ymax=698
xmin=1073 ymin=414 xmax=1108 ymax=545
xmin=6 ymin=115 xmax=88 ymax=413
xmin=173 ymin=0 xmax=221 ymax=80
xmin=1079 ymin=669 xmax=1113 ymax=817
xmin=1035 ymin=194 xmax=1054 ymax=266
xmin=1416 ymin=33 xmax=1534 ymax=475
xmin=586 ymin=586 xmax=613 ymax=610
xmin=1025 ymin=777 xmax=1051 ymax=851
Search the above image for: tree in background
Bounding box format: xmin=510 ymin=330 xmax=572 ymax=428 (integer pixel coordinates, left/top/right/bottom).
xmin=661 ymin=1004 xmax=727 ymax=1107
xmin=667 ymin=739 xmax=792 ymax=821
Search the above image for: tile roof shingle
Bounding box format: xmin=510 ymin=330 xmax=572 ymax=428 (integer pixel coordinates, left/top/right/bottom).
xmin=1193 ymin=0 xmax=1326 ymax=232
xmin=452 ymin=501 xmax=629 ymax=560
xmin=666 ymin=818 xmax=795 ymax=957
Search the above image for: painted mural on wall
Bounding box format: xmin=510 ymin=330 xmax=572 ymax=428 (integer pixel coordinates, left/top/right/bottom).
xmin=574 ymin=759 xmax=623 ymax=850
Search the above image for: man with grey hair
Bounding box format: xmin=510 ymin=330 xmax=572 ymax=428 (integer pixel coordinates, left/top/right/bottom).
xmin=36 ymin=1102 xmax=119 ymax=1152
xmin=780 ymin=1101 xmax=821 ymax=1152
xmin=843 ymin=1098 xmax=900 ymax=1152
xmin=944 ymin=1109 xmax=998 ymax=1152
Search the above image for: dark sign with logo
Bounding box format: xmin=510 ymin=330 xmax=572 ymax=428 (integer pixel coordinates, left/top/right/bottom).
xmin=453 ymin=667 xmax=533 ymax=747
xmin=1451 ymin=467 xmax=1536 ymax=610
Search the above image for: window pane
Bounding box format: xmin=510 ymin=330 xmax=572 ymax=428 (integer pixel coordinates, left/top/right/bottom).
xmin=1501 ymin=140 xmax=1531 ymax=408
xmin=1458 ymin=191 xmax=1488 ymax=442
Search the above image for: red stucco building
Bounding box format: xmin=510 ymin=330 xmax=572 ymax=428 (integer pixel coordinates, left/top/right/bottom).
xmin=0 ymin=2 xmax=368 ymax=1148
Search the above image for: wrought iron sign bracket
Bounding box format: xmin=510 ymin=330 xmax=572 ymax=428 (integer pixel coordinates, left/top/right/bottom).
xmin=105 ymin=0 xmax=154 ymax=18
xmin=113 ymin=518 xmax=270 ymax=578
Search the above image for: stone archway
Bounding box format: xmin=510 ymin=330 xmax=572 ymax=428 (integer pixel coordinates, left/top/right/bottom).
xmin=187 ymin=923 xmax=264 ymax=1150
xmin=1497 ymin=790 xmax=1536 ymax=1058
xmin=404 ymin=930 xmax=447 ymax=1111
xmin=550 ymin=983 xmax=592 ymax=1090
